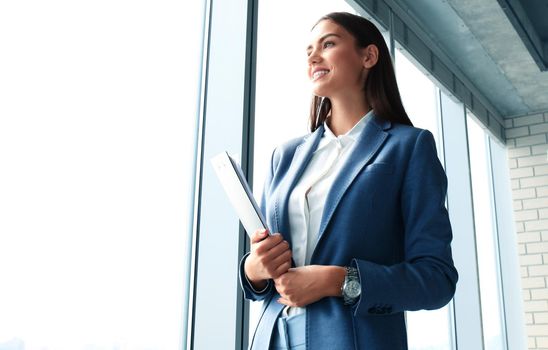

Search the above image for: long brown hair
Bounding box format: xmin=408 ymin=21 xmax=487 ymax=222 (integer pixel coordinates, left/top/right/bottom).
xmin=309 ymin=12 xmax=412 ymax=131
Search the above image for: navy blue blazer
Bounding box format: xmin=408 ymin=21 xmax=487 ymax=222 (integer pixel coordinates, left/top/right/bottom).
xmin=239 ymin=113 xmax=458 ymax=350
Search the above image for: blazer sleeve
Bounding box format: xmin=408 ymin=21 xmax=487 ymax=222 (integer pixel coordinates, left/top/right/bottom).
xmin=238 ymin=147 xmax=278 ymax=301
xmin=351 ymin=129 xmax=458 ymax=317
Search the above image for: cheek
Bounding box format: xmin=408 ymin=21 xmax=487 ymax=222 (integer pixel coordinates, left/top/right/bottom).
xmin=329 ymin=52 xmax=363 ymax=78
xmin=346 ymin=58 xmax=364 ymax=75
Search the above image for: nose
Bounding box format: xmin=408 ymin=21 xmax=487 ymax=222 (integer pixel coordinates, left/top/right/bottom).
xmin=307 ymin=47 xmax=321 ymax=65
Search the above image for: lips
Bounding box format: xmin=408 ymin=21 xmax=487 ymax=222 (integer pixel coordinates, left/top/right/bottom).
xmin=312 ymin=68 xmax=330 ymax=81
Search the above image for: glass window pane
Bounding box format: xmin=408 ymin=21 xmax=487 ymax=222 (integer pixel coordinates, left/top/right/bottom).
xmin=395 ymin=48 xmax=452 ymax=350
xmin=0 ymin=1 xmax=203 ymax=349
xmin=467 ymin=113 xmax=507 ymax=350
xmin=395 ymin=49 xmax=440 ymax=143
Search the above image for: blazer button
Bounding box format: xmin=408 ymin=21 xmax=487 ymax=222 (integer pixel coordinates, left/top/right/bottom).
xmin=376 ymin=306 xmax=385 ymax=314
xmin=368 ymin=307 xmax=381 ymax=314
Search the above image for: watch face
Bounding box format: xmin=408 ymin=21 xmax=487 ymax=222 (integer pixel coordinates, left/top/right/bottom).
xmin=346 ymin=280 xmax=361 ymax=299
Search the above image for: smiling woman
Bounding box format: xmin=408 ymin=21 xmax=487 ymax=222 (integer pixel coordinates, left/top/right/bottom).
xmin=245 ymin=7 xmax=457 ymax=350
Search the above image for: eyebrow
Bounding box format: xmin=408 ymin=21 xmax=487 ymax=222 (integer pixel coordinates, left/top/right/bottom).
xmin=306 ymin=33 xmax=341 ymax=51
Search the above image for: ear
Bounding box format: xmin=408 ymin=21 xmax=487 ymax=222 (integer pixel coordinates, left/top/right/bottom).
xmin=362 ymin=44 xmax=379 ymax=69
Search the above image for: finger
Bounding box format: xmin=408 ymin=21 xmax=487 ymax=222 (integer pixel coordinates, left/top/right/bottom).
xmin=263 ymin=239 xmax=290 ymax=261
xmin=273 ymin=274 xmax=286 ymax=287
xmin=250 ymin=228 xmax=269 ymax=244
xmin=273 ymin=276 xmax=282 ymax=286
xmin=276 ymin=297 xmax=295 ymax=307
xmin=260 ymin=250 xmax=288 ymax=277
xmin=276 ymin=297 xmax=288 ymax=305
xmin=273 ymin=260 xmax=292 ymax=277
xmin=255 ymin=233 xmax=284 ymax=253
xmin=269 ymin=249 xmax=291 ymax=273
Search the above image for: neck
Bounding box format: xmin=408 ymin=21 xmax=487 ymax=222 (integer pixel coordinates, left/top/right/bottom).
xmin=326 ymin=93 xmax=370 ymax=136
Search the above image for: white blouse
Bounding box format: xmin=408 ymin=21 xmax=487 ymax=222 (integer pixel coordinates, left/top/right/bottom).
xmin=284 ymin=109 xmax=373 ymax=317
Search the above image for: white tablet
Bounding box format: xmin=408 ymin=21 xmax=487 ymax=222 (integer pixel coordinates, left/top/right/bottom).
xmin=210 ymin=151 xmax=270 ymax=238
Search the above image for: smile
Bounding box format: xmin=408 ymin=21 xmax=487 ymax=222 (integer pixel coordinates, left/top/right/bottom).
xmin=312 ymin=70 xmax=330 ymax=81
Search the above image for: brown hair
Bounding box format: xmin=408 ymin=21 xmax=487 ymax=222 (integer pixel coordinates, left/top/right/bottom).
xmin=309 ymin=12 xmax=412 ymax=131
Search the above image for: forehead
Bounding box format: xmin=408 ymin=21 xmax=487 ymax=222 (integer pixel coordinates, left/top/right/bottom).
xmin=309 ymin=19 xmax=347 ymax=42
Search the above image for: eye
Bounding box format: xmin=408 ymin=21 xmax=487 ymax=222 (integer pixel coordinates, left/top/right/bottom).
xmin=323 ymin=41 xmax=335 ymax=49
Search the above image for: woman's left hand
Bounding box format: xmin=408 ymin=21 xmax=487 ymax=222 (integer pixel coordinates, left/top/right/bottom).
xmin=274 ymin=265 xmax=346 ymax=307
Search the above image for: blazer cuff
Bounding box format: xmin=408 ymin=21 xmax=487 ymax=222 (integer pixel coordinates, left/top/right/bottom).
xmin=350 ymin=259 xmax=363 ymax=312
xmin=351 ymin=258 xmax=397 ymax=317
xmin=239 ymin=252 xmax=273 ymax=301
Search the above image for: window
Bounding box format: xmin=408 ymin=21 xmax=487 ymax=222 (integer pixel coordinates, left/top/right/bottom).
xmin=0 ymin=1 xmax=204 ymax=349
xmin=395 ymin=49 xmax=440 ymax=142
xmin=395 ymin=48 xmax=453 ymax=350
xmin=467 ymin=113 xmax=508 ymax=350
xmin=1 ymin=1 xmax=525 ymax=349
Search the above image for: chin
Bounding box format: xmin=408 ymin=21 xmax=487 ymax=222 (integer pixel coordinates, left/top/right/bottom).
xmin=311 ymin=86 xmax=331 ymax=98
xmin=311 ymin=79 xmax=339 ymax=98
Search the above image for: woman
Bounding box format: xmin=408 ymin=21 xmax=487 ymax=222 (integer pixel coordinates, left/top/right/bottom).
xmin=239 ymin=12 xmax=458 ymax=350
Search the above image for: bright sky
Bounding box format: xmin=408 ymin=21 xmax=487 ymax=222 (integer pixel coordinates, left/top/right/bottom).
xmin=0 ymin=0 xmax=202 ymax=349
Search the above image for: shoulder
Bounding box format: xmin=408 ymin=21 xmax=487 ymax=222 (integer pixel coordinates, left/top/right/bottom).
xmin=275 ymin=134 xmax=308 ymax=156
xmin=271 ymin=127 xmax=320 ymax=165
xmin=268 ymin=134 xmax=306 ymax=172
xmin=375 ymin=121 xmax=440 ymax=172
xmin=369 ymin=113 xmax=433 ymax=146
xmin=387 ymin=123 xmax=445 ymax=183
xmin=387 ymin=122 xmax=431 ymax=141
xmin=385 ymin=122 xmax=437 ymax=152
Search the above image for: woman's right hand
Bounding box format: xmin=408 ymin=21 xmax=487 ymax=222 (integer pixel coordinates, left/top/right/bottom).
xmin=244 ymin=229 xmax=292 ymax=290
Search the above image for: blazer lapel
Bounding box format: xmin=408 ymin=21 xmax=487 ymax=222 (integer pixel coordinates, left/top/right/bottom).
xmin=275 ymin=125 xmax=324 ymax=246
xmin=315 ymin=116 xmax=391 ymax=244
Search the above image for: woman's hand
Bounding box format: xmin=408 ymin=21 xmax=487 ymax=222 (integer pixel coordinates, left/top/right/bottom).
xmin=274 ymin=265 xmax=346 ymax=307
xmin=244 ymin=229 xmax=292 ymax=290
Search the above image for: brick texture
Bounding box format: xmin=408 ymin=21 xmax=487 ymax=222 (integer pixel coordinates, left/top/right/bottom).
xmin=507 ymin=111 xmax=548 ymax=350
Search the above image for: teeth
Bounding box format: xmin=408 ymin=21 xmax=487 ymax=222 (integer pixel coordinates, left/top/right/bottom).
xmin=313 ymin=70 xmax=329 ymax=80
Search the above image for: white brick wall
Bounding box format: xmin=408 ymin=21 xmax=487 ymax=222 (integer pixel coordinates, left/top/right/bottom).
xmin=506 ymin=111 xmax=548 ymax=350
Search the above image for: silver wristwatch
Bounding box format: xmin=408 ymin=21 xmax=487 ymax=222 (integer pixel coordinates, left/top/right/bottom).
xmin=342 ymin=266 xmax=361 ymax=305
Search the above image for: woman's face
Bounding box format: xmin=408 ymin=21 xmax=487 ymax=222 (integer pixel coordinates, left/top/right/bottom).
xmin=307 ymin=19 xmax=368 ymax=98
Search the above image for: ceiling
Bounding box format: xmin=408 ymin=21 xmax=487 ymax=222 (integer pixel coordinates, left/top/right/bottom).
xmin=397 ymin=0 xmax=548 ymax=118
xmin=509 ymin=0 xmax=548 ymax=69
